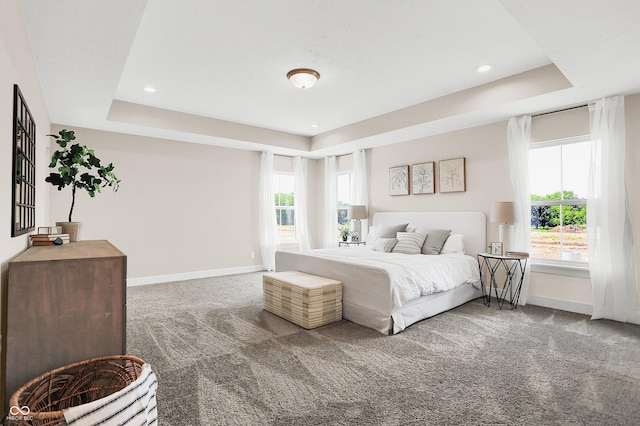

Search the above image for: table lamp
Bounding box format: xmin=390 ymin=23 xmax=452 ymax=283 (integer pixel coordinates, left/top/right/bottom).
xmin=347 ymin=205 xmax=367 ymax=242
xmin=490 ymin=201 xmax=521 ymax=253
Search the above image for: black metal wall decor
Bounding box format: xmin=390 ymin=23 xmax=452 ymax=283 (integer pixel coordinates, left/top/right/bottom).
xmin=11 ymin=84 xmax=36 ymax=236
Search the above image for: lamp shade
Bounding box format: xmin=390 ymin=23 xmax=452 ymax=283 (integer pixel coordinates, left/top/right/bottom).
xmin=287 ymin=68 xmax=320 ymax=89
xmin=347 ymin=205 xmax=367 ymax=220
xmin=490 ymin=201 xmax=521 ymax=223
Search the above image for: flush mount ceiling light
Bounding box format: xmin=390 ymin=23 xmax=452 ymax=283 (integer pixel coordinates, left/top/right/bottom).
xmin=287 ymin=68 xmax=320 ymax=89
xmin=476 ymin=64 xmax=492 ymax=73
xmin=143 ymin=86 xmax=156 ymax=93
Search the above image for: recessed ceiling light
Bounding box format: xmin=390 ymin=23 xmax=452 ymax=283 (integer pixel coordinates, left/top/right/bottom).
xmin=310 ymin=124 xmax=319 ymax=128
xmin=144 ymin=86 xmax=156 ymax=93
xmin=476 ymin=64 xmax=492 ymax=73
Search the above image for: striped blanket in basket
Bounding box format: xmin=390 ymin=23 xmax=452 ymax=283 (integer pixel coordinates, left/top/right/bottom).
xmin=63 ymin=363 xmax=158 ymax=425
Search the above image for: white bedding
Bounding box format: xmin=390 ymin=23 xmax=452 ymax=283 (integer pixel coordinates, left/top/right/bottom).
xmin=303 ymin=247 xmax=480 ymax=307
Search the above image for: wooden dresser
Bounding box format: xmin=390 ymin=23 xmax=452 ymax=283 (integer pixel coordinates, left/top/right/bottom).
xmin=1 ymin=240 xmax=126 ymax=415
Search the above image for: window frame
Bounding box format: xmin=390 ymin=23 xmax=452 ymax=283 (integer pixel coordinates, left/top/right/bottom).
xmin=272 ymin=172 xmax=296 ymax=244
xmin=336 ymin=171 xmax=353 ymax=227
xmin=529 ymin=135 xmax=591 ymax=277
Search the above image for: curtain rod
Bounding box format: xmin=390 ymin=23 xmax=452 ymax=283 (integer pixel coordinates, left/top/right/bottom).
xmin=532 ymin=104 xmax=588 ymax=118
xmin=273 ymin=152 xmax=353 ymax=159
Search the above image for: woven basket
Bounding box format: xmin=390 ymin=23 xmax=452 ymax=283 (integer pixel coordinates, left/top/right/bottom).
xmin=8 ymin=355 xmax=145 ymax=426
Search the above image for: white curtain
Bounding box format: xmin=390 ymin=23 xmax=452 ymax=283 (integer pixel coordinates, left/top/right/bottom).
xmin=351 ymin=149 xmax=369 ymax=239
xmin=351 ymin=149 xmax=368 ymax=205
xmin=259 ymin=152 xmax=278 ymax=271
xmin=323 ymin=156 xmax=338 ymax=248
xmin=507 ymin=115 xmax=532 ymax=305
xmin=294 ymin=157 xmax=313 ymax=251
xmin=588 ymin=96 xmax=637 ymax=321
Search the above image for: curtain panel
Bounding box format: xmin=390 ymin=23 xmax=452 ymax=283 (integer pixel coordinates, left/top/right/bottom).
xmin=259 ymin=152 xmax=278 ymax=271
xmin=588 ymin=96 xmax=638 ymax=321
xmin=323 ymin=156 xmax=338 ymax=248
xmin=351 ymin=149 xmax=369 ymax=239
xmin=507 ymin=115 xmax=532 ymax=305
xmin=294 ymin=157 xmax=313 ymax=251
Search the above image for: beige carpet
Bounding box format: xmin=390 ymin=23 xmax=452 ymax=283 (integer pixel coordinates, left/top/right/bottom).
xmin=126 ymin=272 xmax=640 ymax=425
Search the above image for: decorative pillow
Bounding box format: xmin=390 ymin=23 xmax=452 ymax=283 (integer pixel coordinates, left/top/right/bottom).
xmin=440 ymin=234 xmax=465 ymax=254
xmin=392 ymin=232 xmax=428 ymax=255
xmin=420 ymin=228 xmax=452 ymax=255
xmin=377 ymin=223 xmax=409 ymax=238
xmin=374 ymin=237 xmax=398 ymax=253
xmin=368 ymin=223 xmax=407 ymax=248
xmin=365 ymin=225 xmax=378 ymax=247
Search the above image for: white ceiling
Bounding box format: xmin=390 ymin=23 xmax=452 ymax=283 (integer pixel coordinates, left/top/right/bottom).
xmin=21 ymin=0 xmax=640 ymax=158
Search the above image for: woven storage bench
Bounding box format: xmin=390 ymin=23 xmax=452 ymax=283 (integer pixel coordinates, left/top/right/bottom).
xmin=263 ymin=271 xmax=342 ymax=329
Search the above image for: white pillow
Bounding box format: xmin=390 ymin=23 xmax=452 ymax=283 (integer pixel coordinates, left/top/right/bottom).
xmin=392 ymin=232 xmax=428 ymax=255
xmin=374 ymin=237 xmax=397 ymax=253
xmin=440 ymin=234 xmax=465 ymax=254
xmin=365 ymin=225 xmax=378 ymax=247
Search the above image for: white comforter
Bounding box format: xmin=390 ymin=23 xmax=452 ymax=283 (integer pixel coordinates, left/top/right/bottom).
xmin=301 ymin=247 xmax=480 ymax=308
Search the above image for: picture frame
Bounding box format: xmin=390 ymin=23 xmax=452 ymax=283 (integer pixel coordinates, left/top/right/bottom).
xmin=490 ymin=242 xmax=503 ymax=256
xmin=411 ymin=162 xmax=435 ymax=194
xmin=439 ymin=157 xmax=466 ymax=193
xmin=389 ymin=165 xmax=409 ymax=196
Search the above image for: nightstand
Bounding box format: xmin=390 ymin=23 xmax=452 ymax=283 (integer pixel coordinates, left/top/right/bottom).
xmin=477 ymin=253 xmax=528 ymax=309
xmin=339 ymin=241 xmax=366 ymax=247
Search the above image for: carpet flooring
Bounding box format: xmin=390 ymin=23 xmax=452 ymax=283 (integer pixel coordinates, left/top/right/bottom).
xmin=126 ymin=272 xmax=640 ymax=425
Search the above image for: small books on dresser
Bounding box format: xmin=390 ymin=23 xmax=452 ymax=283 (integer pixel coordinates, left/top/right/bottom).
xmin=30 ymin=233 xmax=70 ymax=246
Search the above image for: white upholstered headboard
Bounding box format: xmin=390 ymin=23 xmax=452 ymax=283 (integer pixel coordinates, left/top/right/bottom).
xmin=372 ymin=211 xmax=486 ymax=257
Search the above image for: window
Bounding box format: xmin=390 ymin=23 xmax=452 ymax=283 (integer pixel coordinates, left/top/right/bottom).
xmin=337 ymin=172 xmax=353 ymax=227
xmin=273 ymin=173 xmax=295 ymax=242
xmin=529 ymin=137 xmax=590 ymax=262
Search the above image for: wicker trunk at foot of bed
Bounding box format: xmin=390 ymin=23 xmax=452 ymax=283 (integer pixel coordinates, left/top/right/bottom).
xmin=263 ymin=271 xmax=343 ymax=329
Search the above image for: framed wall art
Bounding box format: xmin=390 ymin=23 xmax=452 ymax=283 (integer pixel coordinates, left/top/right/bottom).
xmin=411 ymin=162 xmax=435 ymax=194
xmin=389 ymin=165 xmax=409 ymax=196
xmin=439 ymin=157 xmax=465 ymax=193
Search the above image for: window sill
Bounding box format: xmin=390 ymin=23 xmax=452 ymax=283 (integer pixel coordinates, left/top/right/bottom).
xmin=530 ymin=259 xmax=590 ymax=279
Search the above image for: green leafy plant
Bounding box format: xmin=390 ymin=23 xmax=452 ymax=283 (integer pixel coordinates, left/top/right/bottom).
xmin=46 ymin=129 xmax=120 ymax=222
xmin=339 ymin=223 xmax=350 ymax=240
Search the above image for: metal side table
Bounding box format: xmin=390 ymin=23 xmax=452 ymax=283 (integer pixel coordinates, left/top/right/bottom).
xmin=477 ymin=253 xmax=528 ymax=309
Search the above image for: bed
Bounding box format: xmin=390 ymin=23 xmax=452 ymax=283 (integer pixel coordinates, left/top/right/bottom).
xmin=275 ymin=211 xmax=486 ymax=334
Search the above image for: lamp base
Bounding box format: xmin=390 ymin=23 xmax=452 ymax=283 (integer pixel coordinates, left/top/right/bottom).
xmin=498 ymin=223 xmax=515 ymax=254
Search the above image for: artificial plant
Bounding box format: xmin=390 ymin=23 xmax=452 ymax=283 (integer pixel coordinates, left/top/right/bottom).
xmin=46 ymin=129 xmax=120 ymax=222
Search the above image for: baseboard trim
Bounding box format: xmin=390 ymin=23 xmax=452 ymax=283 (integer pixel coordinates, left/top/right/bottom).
xmin=525 ymin=294 xmax=593 ymax=316
xmin=127 ymin=265 xmax=265 ymax=287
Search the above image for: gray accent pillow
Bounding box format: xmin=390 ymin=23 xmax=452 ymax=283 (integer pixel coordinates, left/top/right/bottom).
xmin=377 ymin=223 xmax=409 ymax=238
xmin=420 ymin=228 xmax=451 ymax=255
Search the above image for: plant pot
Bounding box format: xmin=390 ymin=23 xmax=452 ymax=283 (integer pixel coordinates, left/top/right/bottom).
xmin=56 ymin=221 xmax=81 ymax=242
